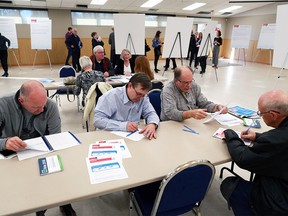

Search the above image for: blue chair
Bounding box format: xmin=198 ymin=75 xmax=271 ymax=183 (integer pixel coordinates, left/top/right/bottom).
xmin=50 ymin=66 xmax=78 ymax=108
xmin=147 ymin=89 xmax=161 ymax=118
xmin=129 ymin=160 xmax=215 ymax=216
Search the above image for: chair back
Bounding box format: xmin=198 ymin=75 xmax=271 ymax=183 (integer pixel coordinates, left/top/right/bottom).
xmin=151 ymin=160 xmax=215 ymax=216
xmin=59 ymin=66 xmax=76 ymax=78
xmin=83 ymin=82 xmax=113 ymax=132
xmin=151 ymin=81 xmax=164 ymax=90
xmin=147 ymin=89 xmax=161 ymax=118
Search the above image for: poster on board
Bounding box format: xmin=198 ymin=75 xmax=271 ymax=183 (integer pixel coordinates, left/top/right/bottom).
xmin=197 ymin=20 xmax=218 ymax=57
xmin=273 ymin=5 xmax=288 ymax=69
xmin=231 ymin=25 xmax=251 ymax=49
xmin=114 ymin=14 xmax=145 ymax=55
xmin=0 ymin=18 xmax=18 ymax=49
xmin=162 ymin=17 xmax=193 ymax=58
xmin=257 ymin=23 xmax=275 ymax=49
xmin=30 ymin=19 xmax=52 ymax=50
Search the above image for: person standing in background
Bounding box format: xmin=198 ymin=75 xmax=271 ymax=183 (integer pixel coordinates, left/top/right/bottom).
xmin=0 ymin=33 xmax=11 ymax=77
xmin=67 ymin=28 xmax=82 ymax=72
xmin=188 ymin=31 xmax=197 ymax=68
xmin=109 ymin=27 xmax=118 ymax=67
xmin=212 ymin=30 xmax=222 ymax=68
xmin=152 ymin=30 xmax=163 ymax=73
xmin=64 ymin=27 xmax=72 ymax=65
xmin=91 ymin=32 xmax=104 ymax=53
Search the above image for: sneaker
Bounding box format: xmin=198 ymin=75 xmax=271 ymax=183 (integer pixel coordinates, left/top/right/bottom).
xmin=59 ymin=204 xmax=76 ymax=216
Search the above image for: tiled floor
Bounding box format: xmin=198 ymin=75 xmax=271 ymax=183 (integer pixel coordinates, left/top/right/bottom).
xmin=1 ymin=57 xmax=287 ymax=216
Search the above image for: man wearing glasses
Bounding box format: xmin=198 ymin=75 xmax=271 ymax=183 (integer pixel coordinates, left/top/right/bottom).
xmin=94 ymin=73 xmax=159 ymax=140
xmin=221 ymin=89 xmax=288 ymax=215
xmin=160 ymin=65 xmax=227 ymax=121
xmin=90 ymin=45 xmax=115 ymax=77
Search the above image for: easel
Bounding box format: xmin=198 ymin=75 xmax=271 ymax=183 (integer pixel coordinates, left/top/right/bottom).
xmin=32 ymin=49 xmax=52 ymax=70
xmin=9 ymin=48 xmax=21 ymax=70
xmin=125 ymin=33 xmax=136 ymax=55
xmin=198 ymin=33 xmax=219 ymax=82
xmin=162 ymin=32 xmax=183 ymax=76
xmin=253 ymin=49 xmax=273 ymax=66
xmin=236 ymin=48 xmax=246 ymax=65
xmin=276 ymin=52 xmax=288 ymax=78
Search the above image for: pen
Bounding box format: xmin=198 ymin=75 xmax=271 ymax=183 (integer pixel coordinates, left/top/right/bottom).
xmin=245 ymin=121 xmax=254 ymax=134
xmin=126 ymin=130 xmax=138 ymax=137
xmin=182 ymin=129 xmax=199 ymax=135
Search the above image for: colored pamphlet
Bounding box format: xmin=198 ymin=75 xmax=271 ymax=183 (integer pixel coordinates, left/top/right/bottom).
xmin=38 ymin=155 xmax=63 ymax=176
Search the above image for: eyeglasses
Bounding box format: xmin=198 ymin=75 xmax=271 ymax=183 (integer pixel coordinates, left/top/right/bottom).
xmin=257 ymin=110 xmax=280 ymax=117
xmin=132 ymin=86 xmax=146 ymax=98
xmin=177 ymin=80 xmax=193 ymax=85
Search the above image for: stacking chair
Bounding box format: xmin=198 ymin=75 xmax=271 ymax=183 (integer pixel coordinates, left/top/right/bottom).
xmin=151 ymin=81 xmax=164 ymax=90
xmin=50 ymin=65 xmax=79 ymax=109
xmin=147 ymin=89 xmax=162 ymax=118
xmin=129 ymin=159 xmax=215 ymax=216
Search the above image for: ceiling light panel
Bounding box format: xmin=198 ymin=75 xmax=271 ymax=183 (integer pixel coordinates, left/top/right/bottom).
xmin=141 ymin=0 xmax=163 ymax=8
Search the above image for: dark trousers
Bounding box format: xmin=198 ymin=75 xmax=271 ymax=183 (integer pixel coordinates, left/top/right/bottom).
xmin=65 ymin=47 xmax=72 ymax=65
xmin=164 ymin=58 xmax=177 ymax=69
xmin=0 ymin=50 xmax=8 ymax=73
xmin=221 ymin=176 xmax=255 ymax=216
xmin=154 ymin=48 xmax=160 ymax=70
xmin=189 ymin=49 xmax=197 ymax=67
xmin=71 ymin=48 xmax=81 ymax=71
xmin=199 ymin=56 xmax=207 ymax=72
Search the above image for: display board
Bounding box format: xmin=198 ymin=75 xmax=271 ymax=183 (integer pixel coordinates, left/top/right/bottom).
xmin=0 ymin=18 xmax=18 ymax=49
xmin=114 ymin=14 xmax=145 ymax=55
xmin=30 ymin=19 xmax=52 ymax=50
xmin=231 ymin=25 xmax=251 ymax=49
xmin=257 ymin=23 xmax=275 ymax=49
xmin=197 ymin=21 xmax=218 ymax=57
xmin=162 ymin=17 xmax=193 ymax=58
xmin=273 ymin=4 xmax=288 ymax=69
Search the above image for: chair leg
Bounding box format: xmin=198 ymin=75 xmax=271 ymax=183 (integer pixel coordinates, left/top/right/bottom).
xmin=192 ymin=207 xmax=201 ymax=216
xmin=129 ymin=191 xmax=135 ymax=216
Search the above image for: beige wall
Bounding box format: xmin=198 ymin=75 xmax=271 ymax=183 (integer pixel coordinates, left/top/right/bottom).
xmin=8 ymin=9 xmax=277 ymax=65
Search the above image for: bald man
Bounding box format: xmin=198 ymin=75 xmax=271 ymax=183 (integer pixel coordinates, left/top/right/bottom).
xmin=0 ymin=80 xmax=76 ymax=216
xmin=222 ymin=90 xmax=288 ymax=216
xmin=160 ymin=65 xmax=227 ymax=121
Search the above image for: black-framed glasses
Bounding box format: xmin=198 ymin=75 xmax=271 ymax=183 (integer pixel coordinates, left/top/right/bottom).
xmin=177 ymin=80 xmax=193 ymax=85
xmin=257 ymin=110 xmax=280 ymax=117
xmin=132 ymin=86 xmax=146 ymax=98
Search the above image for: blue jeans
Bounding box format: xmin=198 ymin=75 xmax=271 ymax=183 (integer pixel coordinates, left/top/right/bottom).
xmin=221 ymin=176 xmax=255 ymax=216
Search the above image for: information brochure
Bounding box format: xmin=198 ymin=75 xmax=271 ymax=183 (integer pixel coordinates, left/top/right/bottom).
xmin=86 ymin=139 xmax=130 ymax=184
xmin=209 ymin=113 xmax=243 ymax=126
xmin=17 ymin=131 xmax=81 ymax=161
xmin=228 ymin=106 xmax=257 ymax=118
xmin=111 ymin=129 xmax=145 ymax=141
xmin=38 ymin=154 xmax=63 ymax=176
xmin=213 ymin=128 xmax=251 ymax=146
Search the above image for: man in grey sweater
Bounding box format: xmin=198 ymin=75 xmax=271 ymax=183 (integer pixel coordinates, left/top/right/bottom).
xmin=161 ymin=65 xmax=227 ymax=121
xmin=0 ymin=80 xmax=76 ymax=216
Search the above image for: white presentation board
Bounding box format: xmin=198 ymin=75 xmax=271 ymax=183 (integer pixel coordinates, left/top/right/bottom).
xmin=114 ymin=14 xmax=145 ymax=55
xmin=0 ymin=18 xmax=18 ymax=49
xmin=162 ymin=17 xmax=193 ymax=58
xmin=257 ymin=23 xmax=275 ymax=49
xmin=197 ymin=21 xmax=218 ymax=57
xmin=231 ymin=25 xmax=252 ymax=49
xmin=30 ymin=19 xmax=52 ymax=50
xmin=273 ymin=5 xmax=288 ymax=69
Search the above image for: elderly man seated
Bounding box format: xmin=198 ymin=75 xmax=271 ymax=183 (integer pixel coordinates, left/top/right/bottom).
xmin=90 ymin=45 xmax=115 ymax=77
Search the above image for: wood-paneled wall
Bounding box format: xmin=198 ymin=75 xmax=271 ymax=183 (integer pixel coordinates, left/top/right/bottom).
xmin=7 ymin=37 xmax=272 ymax=66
